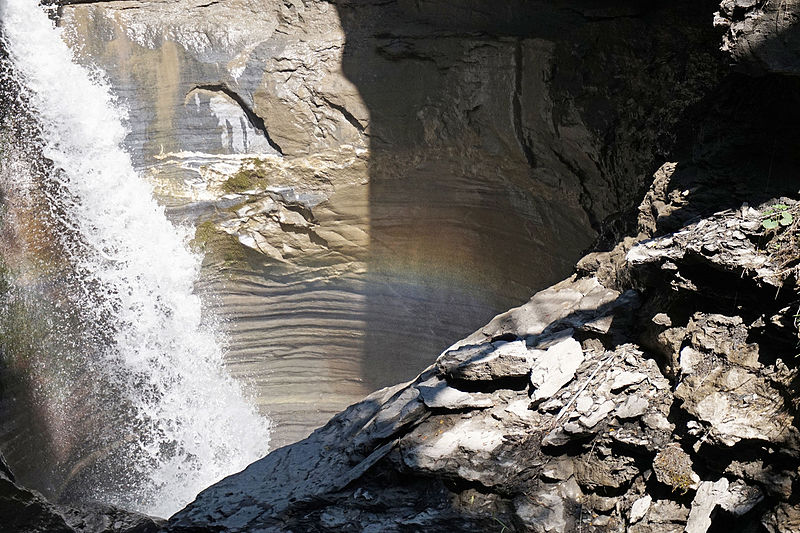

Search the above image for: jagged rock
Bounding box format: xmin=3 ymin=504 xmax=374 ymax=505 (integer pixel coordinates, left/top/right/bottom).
xmin=529 ymin=337 xmax=584 ymax=402
xmin=720 ymin=480 xmax=763 ymax=516
xmin=0 ymin=455 xmax=161 ymax=533
xmin=653 ymin=443 xmax=700 ymax=493
xmin=764 ymin=502 xmax=800 ymax=533
xmin=573 ymin=453 xmax=639 ymax=490
xmin=415 ymin=377 xmax=494 ymax=410
xmin=7 ymin=1 xmax=800 ymax=531
xmin=629 ymin=499 xmax=690 ymax=533
xmin=437 ymin=339 xmax=532 ymax=382
xmin=675 ymin=315 xmax=798 ymax=447
xmin=513 ymin=478 xmax=582 ymax=532
xmin=715 ymin=0 xmax=800 ymax=75
xmin=686 ymin=478 xmax=730 ymax=533
xmin=630 ymin=495 xmax=652 ymax=523
xmin=627 ymin=207 xmax=782 ymax=287
xmin=616 ymin=395 xmax=649 ymax=419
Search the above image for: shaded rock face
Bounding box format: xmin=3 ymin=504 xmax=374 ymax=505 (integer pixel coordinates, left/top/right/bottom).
xmin=46 ymin=0 xmax=723 ymax=451
xmin=169 ymin=173 xmax=800 ymax=531
xmin=168 ymin=12 xmax=800 ymax=528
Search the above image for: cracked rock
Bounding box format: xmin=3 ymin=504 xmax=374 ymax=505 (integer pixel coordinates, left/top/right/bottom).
xmin=529 ymin=337 xmax=584 ymax=402
xmin=437 ymin=340 xmax=531 ymax=382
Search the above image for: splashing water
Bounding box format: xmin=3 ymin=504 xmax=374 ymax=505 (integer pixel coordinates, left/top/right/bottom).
xmin=0 ymin=0 xmax=270 ymax=517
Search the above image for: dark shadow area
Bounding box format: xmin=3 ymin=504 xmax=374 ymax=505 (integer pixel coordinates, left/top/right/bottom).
xmin=332 ymin=0 xmax=726 ymax=391
xmin=643 ymin=73 xmax=800 ymax=239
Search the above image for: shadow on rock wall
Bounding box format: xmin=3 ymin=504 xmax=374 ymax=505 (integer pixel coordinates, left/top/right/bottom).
xmin=332 ymin=0 xmax=725 ymax=389
xmin=170 ymin=9 xmax=800 ymax=532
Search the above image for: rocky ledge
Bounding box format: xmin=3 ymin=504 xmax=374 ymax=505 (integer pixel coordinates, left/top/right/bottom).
xmin=165 ymin=154 xmax=800 ymax=532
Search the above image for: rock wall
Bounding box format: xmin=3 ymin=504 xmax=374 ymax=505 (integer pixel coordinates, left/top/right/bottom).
xmin=164 ymin=1 xmax=800 ymax=531
xmin=44 ymin=0 xmax=723 ymax=453
xmin=168 ymin=67 xmax=800 ymax=529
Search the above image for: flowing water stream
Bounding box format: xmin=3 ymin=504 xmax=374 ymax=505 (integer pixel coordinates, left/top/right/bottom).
xmin=0 ymin=0 xmax=270 ymax=517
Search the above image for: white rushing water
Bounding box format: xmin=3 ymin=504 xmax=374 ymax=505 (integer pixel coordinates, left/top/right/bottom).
xmin=0 ymin=0 xmax=270 ymax=517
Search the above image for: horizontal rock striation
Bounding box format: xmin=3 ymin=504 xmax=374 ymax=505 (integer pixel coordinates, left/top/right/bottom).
xmin=44 ymin=0 xmax=724 ymax=450
xmin=168 ymin=160 xmax=800 ymax=531
xmin=168 ymin=24 xmax=800 ymax=525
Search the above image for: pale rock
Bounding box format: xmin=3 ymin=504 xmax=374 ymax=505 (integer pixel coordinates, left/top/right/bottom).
xmin=610 ymin=371 xmax=647 ymax=392
xmin=530 ymin=337 xmax=584 ymax=402
xmin=578 ymin=400 xmax=615 ymax=428
xmin=615 ymin=395 xmax=648 ymax=419
xmin=686 ymin=478 xmax=729 ymax=533
xmin=575 ymin=394 xmax=594 ymax=414
xmin=630 ymin=495 xmax=652 ymax=523
xmin=719 ymin=480 xmax=763 ymax=516
xmin=437 ymin=340 xmax=532 ymax=381
xmin=415 ymin=378 xmax=494 ymax=410
xmin=542 ymin=459 xmax=574 ymax=481
xmin=679 ymin=346 xmax=702 ymax=375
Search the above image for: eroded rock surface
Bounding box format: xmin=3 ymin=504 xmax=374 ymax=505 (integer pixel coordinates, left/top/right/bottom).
xmin=42 ymin=0 xmax=722 ymax=451
xmin=168 ymin=152 xmax=800 ymax=530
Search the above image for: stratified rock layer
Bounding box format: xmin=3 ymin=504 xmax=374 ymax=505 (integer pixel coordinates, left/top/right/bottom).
xmin=47 ymin=0 xmax=722 ymax=451
xmin=168 ymin=154 xmax=800 ymax=531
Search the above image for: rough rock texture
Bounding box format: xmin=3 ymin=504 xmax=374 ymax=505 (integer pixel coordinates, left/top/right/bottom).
xmin=716 ymin=0 xmax=800 ymax=75
xmin=7 ymin=0 xmax=800 ymax=530
xmin=167 ymin=153 xmax=800 ymax=530
xmin=41 ymin=0 xmax=723 ymax=452
xmin=166 ymin=30 xmax=800 ymax=524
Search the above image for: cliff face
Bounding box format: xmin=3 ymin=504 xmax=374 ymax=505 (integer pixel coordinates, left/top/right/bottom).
xmin=169 ymin=77 xmax=800 ymax=531
xmin=5 ymin=0 xmax=798 ymax=529
xmin=41 ymin=0 xmax=723 ymax=455
xmin=163 ymin=1 xmax=800 ymax=532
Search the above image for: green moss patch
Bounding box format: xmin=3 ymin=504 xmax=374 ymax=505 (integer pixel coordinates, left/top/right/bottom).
xmin=222 ymin=158 xmax=272 ymax=193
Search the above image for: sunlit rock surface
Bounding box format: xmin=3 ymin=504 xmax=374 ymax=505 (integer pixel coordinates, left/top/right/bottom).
xmin=52 ymin=0 xmax=721 ymax=448
xmin=168 ymin=159 xmax=800 ymax=532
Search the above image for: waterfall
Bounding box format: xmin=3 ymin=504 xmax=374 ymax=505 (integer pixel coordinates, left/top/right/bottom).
xmin=0 ymin=0 xmax=270 ymax=517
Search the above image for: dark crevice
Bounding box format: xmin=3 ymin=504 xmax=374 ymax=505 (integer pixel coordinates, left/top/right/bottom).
xmin=320 ymin=95 xmax=366 ymax=134
xmin=445 ymin=375 xmax=530 ymax=393
xmin=512 ymin=39 xmax=536 ymax=170
xmin=191 ymin=84 xmax=284 ymax=155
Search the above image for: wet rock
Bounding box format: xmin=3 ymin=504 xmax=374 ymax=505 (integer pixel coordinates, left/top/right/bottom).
xmin=0 ymin=456 xmax=161 ymax=533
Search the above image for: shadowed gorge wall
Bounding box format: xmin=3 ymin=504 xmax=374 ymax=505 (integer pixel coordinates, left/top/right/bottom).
xmin=334 ymin=0 xmax=724 ymax=389
xmin=0 ymin=0 xmax=723 ymax=494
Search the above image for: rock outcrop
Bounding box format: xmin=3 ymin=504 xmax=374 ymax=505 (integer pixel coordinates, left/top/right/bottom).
xmin=5 ymin=0 xmax=800 ymax=530
xmin=46 ymin=0 xmax=724 ymax=452
xmin=168 ymin=154 xmax=800 ymax=530
xmin=166 ymin=13 xmax=800 ymax=521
